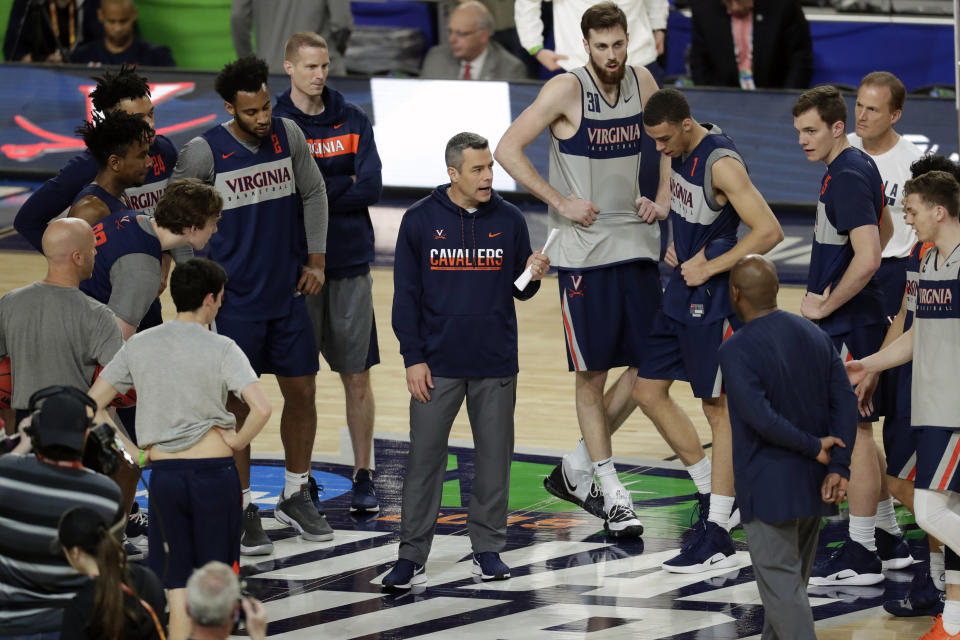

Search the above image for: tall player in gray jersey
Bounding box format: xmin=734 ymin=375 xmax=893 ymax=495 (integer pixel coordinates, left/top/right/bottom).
xmin=847 ymin=170 xmax=960 ymax=639
xmin=496 ymin=1 xmax=669 ymax=536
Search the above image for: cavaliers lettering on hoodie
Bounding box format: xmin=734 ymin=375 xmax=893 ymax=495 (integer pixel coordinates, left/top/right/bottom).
xmin=392 ymin=185 xmax=540 ymax=378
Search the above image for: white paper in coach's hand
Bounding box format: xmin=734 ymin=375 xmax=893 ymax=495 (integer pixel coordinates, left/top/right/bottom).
xmin=514 ymin=228 xmax=559 ymax=291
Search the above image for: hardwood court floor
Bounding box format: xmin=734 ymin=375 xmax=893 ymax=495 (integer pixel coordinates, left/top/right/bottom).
xmin=0 ymin=251 xmax=934 ymax=639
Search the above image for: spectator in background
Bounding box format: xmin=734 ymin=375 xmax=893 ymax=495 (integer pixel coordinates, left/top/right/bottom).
xmin=689 ymin=0 xmax=812 ymax=89
xmin=56 ymin=506 xmax=167 ymax=640
xmin=231 ymin=0 xmax=353 ymax=75
xmin=70 ymin=0 xmax=175 ymax=66
xmin=422 ymin=2 xmax=527 ymax=81
xmin=4 ymin=0 xmax=102 ymax=62
xmin=515 ymin=0 xmax=667 ymax=78
xmin=0 ymin=387 xmax=123 ymax=637
xmin=450 ymin=0 xmax=538 ymax=78
xmin=186 ymin=562 xmax=267 ymax=640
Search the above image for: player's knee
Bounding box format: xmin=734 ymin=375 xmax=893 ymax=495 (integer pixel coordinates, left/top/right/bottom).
xmin=632 ymin=378 xmax=667 ymax=413
xmin=280 ymin=376 xmax=317 ymax=406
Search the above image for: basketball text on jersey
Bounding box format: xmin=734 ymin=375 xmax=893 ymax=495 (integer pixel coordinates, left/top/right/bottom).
xmin=214 ymin=158 xmax=294 ymax=210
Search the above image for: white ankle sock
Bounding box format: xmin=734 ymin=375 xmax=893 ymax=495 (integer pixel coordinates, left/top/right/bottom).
xmin=708 ymin=494 xmax=734 ymax=529
xmin=932 ymin=550 xmax=946 ymax=590
xmin=284 ymin=470 xmax=310 ymax=499
xmin=568 ymin=439 xmax=593 ymax=472
xmin=849 ymin=515 xmax=877 ymax=551
xmin=942 ymin=599 xmax=960 ymax=635
xmin=242 ymin=488 xmax=252 ymax=509
xmin=685 ymin=457 xmax=712 ymax=495
xmin=875 ymin=497 xmax=901 ymax=536
xmin=593 ymin=457 xmax=627 ymax=506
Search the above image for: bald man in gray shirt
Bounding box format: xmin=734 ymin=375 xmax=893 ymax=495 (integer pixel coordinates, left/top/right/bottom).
xmin=0 ymin=218 xmax=122 ymax=413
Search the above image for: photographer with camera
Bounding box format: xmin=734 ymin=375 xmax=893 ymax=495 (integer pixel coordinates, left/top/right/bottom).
xmin=89 ymin=257 xmax=271 ymax=640
xmin=185 ymin=561 xmax=267 ymax=640
xmin=55 ymin=505 xmax=166 ymax=640
xmin=0 ymin=386 xmax=123 ymax=638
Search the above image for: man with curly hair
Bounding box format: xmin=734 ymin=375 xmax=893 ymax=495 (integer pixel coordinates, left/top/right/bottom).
xmin=172 ymin=55 xmax=331 ymax=553
xmin=14 ymin=65 xmax=179 ymax=250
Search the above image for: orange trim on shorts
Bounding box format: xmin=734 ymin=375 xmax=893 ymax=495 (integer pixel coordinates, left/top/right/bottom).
xmin=562 ymin=307 xmax=581 ymax=371
xmin=937 ymin=437 xmax=960 ymax=490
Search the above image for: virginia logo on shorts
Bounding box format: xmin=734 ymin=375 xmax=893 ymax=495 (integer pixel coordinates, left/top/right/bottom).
xmin=566 ymin=274 xmax=584 ymax=298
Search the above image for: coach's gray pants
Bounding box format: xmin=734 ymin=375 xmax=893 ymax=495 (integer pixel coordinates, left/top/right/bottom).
xmin=398 ymin=375 xmax=516 ymax=565
xmin=743 ymin=516 xmax=821 ymax=640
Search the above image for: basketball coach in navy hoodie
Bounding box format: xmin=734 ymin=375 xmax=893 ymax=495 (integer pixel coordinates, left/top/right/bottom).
xmin=274 ymin=31 xmax=385 ymax=512
xmin=384 ymin=132 xmax=550 ymax=590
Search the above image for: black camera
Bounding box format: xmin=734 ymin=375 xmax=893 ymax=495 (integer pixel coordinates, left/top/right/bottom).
xmin=83 ymin=423 xmax=135 ymax=476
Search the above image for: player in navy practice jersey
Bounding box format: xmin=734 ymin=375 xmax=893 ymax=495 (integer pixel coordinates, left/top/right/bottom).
xmin=171 ymin=56 xmax=331 ymax=554
xmin=847 ymin=170 xmax=960 ymax=640
xmin=851 ymin=155 xmax=960 ymax=617
xmin=495 ymin=2 xmax=667 ymax=538
xmin=792 ymin=85 xmax=907 ymax=587
xmin=274 ymin=31 xmax=384 ymax=514
xmin=14 ymin=65 xmax=179 ymax=251
xmin=69 ymin=111 xmax=153 ymax=226
xmin=638 ymin=88 xmax=783 ymax=573
xmin=80 ymin=179 xmax=223 ymax=341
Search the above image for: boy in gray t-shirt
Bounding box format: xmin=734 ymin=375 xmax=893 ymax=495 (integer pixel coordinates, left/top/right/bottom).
xmin=89 ymin=258 xmax=271 ymax=640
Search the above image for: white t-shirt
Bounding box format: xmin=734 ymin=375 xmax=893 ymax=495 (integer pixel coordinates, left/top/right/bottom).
xmin=515 ymin=0 xmax=668 ymax=69
xmin=848 ymin=133 xmax=923 ymax=259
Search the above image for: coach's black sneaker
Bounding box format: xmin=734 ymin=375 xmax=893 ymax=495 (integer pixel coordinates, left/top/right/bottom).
xmin=276 ymin=484 xmax=334 ymax=541
xmin=307 ymin=475 xmax=326 ymax=515
xmin=543 ymin=462 xmax=605 ymax=519
xmin=876 ymin=528 xmax=914 ymax=570
xmin=350 ymin=469 xmax=380 ymax=513
xmin=240 ymin=503 xmax=274 ymax=556
xmin=382 ymin=559 xmax=426 ymax=590
xmin=602 ymin=488 xmax=644 ymax=538
xmin=472 ymin=552 xmax=510 ymax=581
xmin=884 ymin=564 xmax=945 ymax=617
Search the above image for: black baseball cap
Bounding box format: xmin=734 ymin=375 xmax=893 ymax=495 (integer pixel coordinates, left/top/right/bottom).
xmin=50 ymin=506 xmax=107 ymax=554
xmin=32 ymin=393 xmax=90 ymax=451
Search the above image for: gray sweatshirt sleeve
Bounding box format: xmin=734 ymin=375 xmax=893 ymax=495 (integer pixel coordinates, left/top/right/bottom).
xmin=171 ymin=137 xmax=216 ymax=185
xmin=282 ymin=118 xmax=328 ymax=254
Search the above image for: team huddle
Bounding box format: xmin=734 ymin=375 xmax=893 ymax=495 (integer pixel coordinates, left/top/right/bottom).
xmin=1 ymin=1 xmax=959 ymax=639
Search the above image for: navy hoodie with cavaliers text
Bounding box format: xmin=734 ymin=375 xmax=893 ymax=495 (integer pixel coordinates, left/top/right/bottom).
xmin=392 ymin=185 xmax=539 ymax=378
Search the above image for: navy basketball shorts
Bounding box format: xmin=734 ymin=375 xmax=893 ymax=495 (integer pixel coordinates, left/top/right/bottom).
xmin=556 ymin=261 xmax=660 ymax=372
xmin=913 ymin=428 xmax=960 ymax=492
xmin=215 ymin=295 xmax=319 ymax=377
xmin=830 ymin=324 xmax=886 ymax=423
xmin=147 ymin=457 xmax=242 ymax=589
xmin=883 ymin=415 xmax=918 ymax=480
xmin=636 ymin=311 xmax=737 ymax=398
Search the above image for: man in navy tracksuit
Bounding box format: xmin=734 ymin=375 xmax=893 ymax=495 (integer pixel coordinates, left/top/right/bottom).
xmin=274 ymin=31 xmax=384 ymax=513
xmin=384 ymin=132 xmax=550 ymax=589
xmin=718 ymin=255 xmax=857 ymax=640
xmin=14 ymin=65 xmax=179 ymax=251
